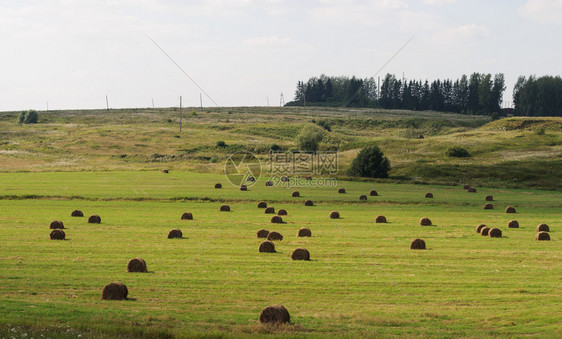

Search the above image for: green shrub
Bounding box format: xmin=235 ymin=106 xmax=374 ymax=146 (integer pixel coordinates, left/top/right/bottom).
xmin=210 ymin=155 xmax=218 ymax=163
xmin=270 ymin=143 xmax=281 ymax=151
xmin=18 ymin=110 xmax=38 ymax=124
xmin=295 ymin=125 xmax=325 ymax=152
xmin=216 ymin=140 xmax=226 ymax=147
xmin=446 ymin=146 xmax=471 ymax=158
xmin=534 ymin=127 xmax=546 ymax=135
xmin=347 ymin=145 xmax=390 ymax=178
xmin=316 ymin=119 xmax=332 ymax=131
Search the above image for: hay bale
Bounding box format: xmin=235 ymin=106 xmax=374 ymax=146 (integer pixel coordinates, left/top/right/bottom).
xmin=50 ymin=220 xmax=64 ymax=229
xmin=71 ymin=210 xmax=83 ymax=217
xmin=489 ymin=228 xmax=502 ymax=238
xmin=259 ymin=240 xmax=276 ymax=253
xmin=220 ymin=205 xmax=231 ymax=212
xmin=410 ymin=238 xmax=426 ymax=249
xmin=304 ymin=200 xmax=314 ymax=206
xmin=425 ymin=193 xmax=433 ymax=198
xmin=505 ymin=206 xmax=516 ymax=214
xmin=214 ymin=183 xmax=222 ymax=189
xmin=292 ymin=191 xmax=300 ymax=197
xmin=259 ymin=305 xmax=290 ymax=324
xmin=267 ymin=231 xmax=283 ymax=241
xmin=359 ymin=195 xmax=368 ymax=201
xmin=101 ymin=282 xmax=128 ymax=300
xmin=257 ymin=229 xmax=269 ymax=238
xmin=507 ymin=220 xmax=519 ymax=228
xmin=50 ymin=229 xmax=66 ymax=240
xmin=88 ymin=215 xmax=101 ymax=224
xmin=375 ymin=215 xmax=387 ymax=223
xmin=181 ymin=212 xmax=193 ymax=220
xmin=484 ymin=203 xmax=493 ymax=210
xmin=240 ymin=185 xmax=248 ymax=191
xmin=329 ymin=211 xmax=340 ymax=219
xmin=291 ymin=248 xmax=310 ymax=260
xmin=127 ymin=258 xmax=147 ymax=273
xmin=420 ymin=217 xmax=432 ymax=226
xmin=338 ymin=188 xmax=346 ymax=194
xmin=297 ymin=227 xmax=311 ymax=237
xmin=270 ymin=216 xmax=283 ymax=224
xmin=476 ymin=224 xmax=486 ymax=233
xmin=485 ymin=195 xmax=493 ymax=201
xmin=277 ymin=209 xmax=288 ymax=216
xmin=369 ymin=190 xmax=378 ymax=196
xmin=463 ymin=184 xmax=470 ymax=189
xmin=167 ymin=228 xmax=183 ymax=239
xmin=257 ymin=201 xmax=267 ymax=208
xmin=281 ymin=176 xmax=289 ymax=182
xmin=265 ymin=206 xmax=276 ymax=214
xmin=536 ymin=231 xmax=550 ymax=241
xmin=536 ymin=223 xmax=550 ymax=232
xmin=480 ymin=227 xmax=490 ymax=236
xmin=162 ymin=169 xmax=169 ymax=174
xmin=265 ymin=181 xmax=273 ymax=187
xmin=467 ymin=187 xmax=477 ymax=193
xmin=247 ymin=176 xmax=255 ymax=182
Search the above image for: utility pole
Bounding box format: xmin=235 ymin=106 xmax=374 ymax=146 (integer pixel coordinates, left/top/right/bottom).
xmin=267 ymin=97 xmax=270 ymax=106
xmin=152 ymin=98 xmax=155 ymax=109
xmin=280 ymin=92 xmax=285 ymax=107
xmin=106 ymin=95 xmax=109 ymax=111
xmin=179 ymin=96 xmax=182 ymax=133
xmin=200 ymin=93 xmax=203 ymax=109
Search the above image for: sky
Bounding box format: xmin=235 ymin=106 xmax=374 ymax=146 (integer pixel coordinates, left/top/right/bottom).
xmin=0 ymin=0 xmax=561 ymax=111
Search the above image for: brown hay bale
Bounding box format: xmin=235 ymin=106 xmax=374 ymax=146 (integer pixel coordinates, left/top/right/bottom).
xmin=167 ymin=228 xmax=183 ymax=239
xmin=220 ymin=205 xmax=231 ymax=212
xmin=101 ymin=282 xmax=128 ymax=300
xmin=292 ymin=191 xmax=300 ymax=197
xmin=359 ymin=195 xmax=368 ymax=201
xmin=507 ymin=220 xmax=519 ymax=228
xmin=259 ymin=305 xmax=290 ymax=324
xmin=259 ymin=240 xmax=276 ymax=253
xmin=480 ymin=227 xmax=490 ymax=236
xmin=425 ymin=193 xmax=433 ymax=198
xmin=291 ymin=248 xmax=310 ymax=260
xmin=488 ymin=228 xmax=502 ymax=238
xmin=375 ymin=215 xmax=387 ymax=223
xmin=257 ymin=201 xmax=267 ymax=208
xmin=297 ymin=227 xmax=312 ymax=237
xmin=467 ymin=187 xmax=477 ymax=193
xmin=536 ymin=231 xmax=550 ymax=241
xmin=162 ymin=169 xmax=169 ymax=173
xmin=270 ymin=216 xmax=283 ymax=224
xmin=265 ymin=206 xmax=276 ymax=214
xmin=463 ymin=184 xmax=470 ymax=189
xmin=420 ymin=217 xmax=432 ymax=226
xmin=88 ymin=215 xmax=101 ymax=224
xmin=127 ymin=258 xmax=147 ymax=273
xmin=536 ymin=223 xmax=550 ymax=232
xmin=329 ymin=211 xmax=340 ymax=219
xmin=50 ymin=220 xmax=64 ymax=229
xmin=247 ymin=176 xmax=255 ymax=182
xmin=281 ymin=176 xmax=289 ymax=182
xmin=265 ymin=181 xmax=273 ymax=187
xmin=277 ymin=209 xmax=288 ymax=216
xmin=71 ymin=210 xmax=83 ymax=217
xmin=267 ymin=231 xmax=283 ymax=241
xmin=257 ymin=229 xmax=269 ymax=238
xmin=484 ymin=203 xmax=493 ymax=210
xmin=410 ymin=238 xmax=426 ymax=249
xmin=214 ymin=183 xmax=222 ymax=189
xmin=338 ymin=188 xmax=346 ymax=194
xmin=505 ymin=206 xmax=516 ymax=214
xmin=240 ymin=185 xmax=248 ymax=191
xmin=50 ymin=229 xmax=66 ymax=240
xmin=304 ymin=200 xmax=314 ymax=206
xmin=181 ymin=212 xmax=193 ymax=220
xmin=485 ymin=195 xmax=493 ymax=201
xmin=369 ymin=190 xmax=378 ymax=196
xmin=476 ymin=224 xmax=486 ymax=233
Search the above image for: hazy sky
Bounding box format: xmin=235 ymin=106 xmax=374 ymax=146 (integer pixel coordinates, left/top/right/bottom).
xmin=1 ymin=0 xmax=561 ymax=111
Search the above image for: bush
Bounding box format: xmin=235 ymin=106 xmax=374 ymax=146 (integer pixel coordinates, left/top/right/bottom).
xmin=534 ymin=127 xmax=546 ymax=135
xmin=270 ymin=143 xmax=281 ymax=151
xmin=18 ymin=110 xmax=38 ymax=124
xmin=316 ymin=119 xmax=332 ymax=131
xmin=210 ymin=155 xmax=218 ymax=163
xmin=347 ymin=145 xmax=390 ymax=178
xmin=295 ymin=125 xmax=325 ymax=152
xmin=446 ymin=146 xmax=471 ymax=158
xmin=216 ymin=140 xmax=226 ymax=147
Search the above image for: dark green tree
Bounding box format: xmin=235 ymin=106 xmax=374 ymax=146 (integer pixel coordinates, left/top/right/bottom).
xmin=347 ymin=145 xmax=390 ymax=178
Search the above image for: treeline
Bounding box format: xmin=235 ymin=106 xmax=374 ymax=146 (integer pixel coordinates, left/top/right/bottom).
xmin=513 ymin=76 xmax=562 ymax=116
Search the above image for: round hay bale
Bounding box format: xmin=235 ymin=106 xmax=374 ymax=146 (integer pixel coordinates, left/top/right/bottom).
xmin=485 ymin=195 xmax=493 ymax=201
xmin=50 ymin=229 xmax=65 ymax=240
xmin=291 ymin=248 xmax=310 ymax=260
xmin=167 ymin=228 xmax=183 ymax=239
xmin=127 ymin=258 xmax=147 ymax=273
xmin=181 ymin=212 xmax=193 ymax=220
xmin=536 ymin=223 xmax=550 ymax=232
xmin=265 ymin=206 xmax=275 ymax=214
xmin=369 ymin=190 xmax=378 ymax=196
xmin=281 ymin=176 xmax=289 ymax=182
xmin=265 ymin=181 xmax=273 ymax=187
xmin=420 ymin=217 xmax=432 ymax=226
xmin=292 ymin=191 xmax=300 ymax=197
xmin=101 ymin=282 xmax=128 ymax=300
xmin=50 ymin=220 xmax=64 ymax=229
xmin=71 ymin=210 xmax=83 ymax=217
xmin=277 ymin=209 xmax=288 ymax=216
xmin=88 ymin=215 xmax=101 ymax=224
xmin=267 ymin=231 xmax=283 ymax=241
xmin=338 ymin=188 xmax=346 ymax=194
xmin=259 ymin=305 xmax=290 ymax=324
xmin=297 ymin=227 xmax=311 ymax=237
xmin=484 ymin=203 xmax=493 ymax=210
xmin=259 ymin=240 xmax=276 ymax=253
xmin=476 ymin=224 xmax=486 ymax=233
xmin=425 ymin=193 xmax=433 ymax=198
xmin=220 ymin=205 xmax=231 ymax=212
xmin=270 ymin=216 xmax=283 ymax=224
xmin=463 ymin=184 xmax=470 ymax=189
xmin=329 ymin=211 xmax=340 ymax=219
xmin=247 ymin=176 xmax=255 ymax=182
xmin=240 ymin=185 xmax=248 ymax=191
xmin=410 ymin=238 xmax=426 ymax=249
xmin=536 ymin=231 xmax=550 ymax=241
xmin=507 ymin=220 xmax=519 ymax=228
xmin=480 ymin=227 xmax=491 ymax=236
xmin=257 ymin=201 xmax=267 ymax=208
xmin=304 ymin=200 xmax=314 ymax=206
xmin=359 ymin=195 xmax=368 ymax=201
xmin=214 ymin=183 xmax=222 ymax=189
xmin=488 ymin=228 xmax=502 ymax=238
xmin=257 ymin=229 xmax=269 ymax=238
xmin=467 ymin=187 xmax=477 ymax=193
xmin=505 ymin=206 xmax=516 ymax=214
xmin=162 ymin=169 xmax=169 ymax=174
xmin=375 ymin=215 xmax=387 ymax=223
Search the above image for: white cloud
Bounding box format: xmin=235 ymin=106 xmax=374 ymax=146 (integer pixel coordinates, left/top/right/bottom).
xmin=422 ymin=0 xmax=458 ymax=6
xmin=518 ymin=0 xmax=562 ymax=25
xmin=244 ymin=36 xmax=291 ymax=46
